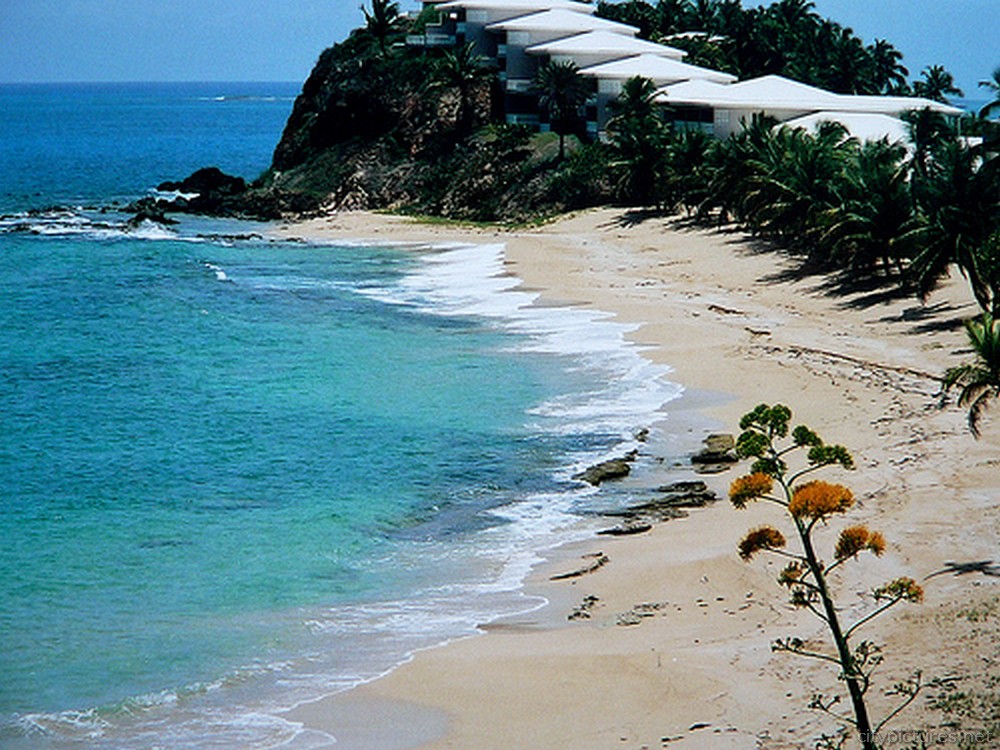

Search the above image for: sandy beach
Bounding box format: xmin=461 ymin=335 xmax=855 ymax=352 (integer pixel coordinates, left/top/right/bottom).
xmin=275 ymin=208 xmax=999 ymax=749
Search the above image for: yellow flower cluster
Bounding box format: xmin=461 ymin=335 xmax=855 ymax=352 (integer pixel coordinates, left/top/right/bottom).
xmin=738 ymin=525 xmax=786 ymax=561
xmin=789 ymin=480 xmax=854 ymax=520
xmin=729 ymin=472 xmax=774 ymax=509
xmin=834 ymin=525 xmax=886 ymax=560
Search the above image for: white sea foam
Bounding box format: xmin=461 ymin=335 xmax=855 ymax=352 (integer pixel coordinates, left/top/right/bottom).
xmin=348 ymin=237 xmax=684 ymax=596
xmin=0 ymin=209 xmax=186 ymax=242
xmin=359 ymin=241 xmax=682 ymax=443
xmin=203 ymin=261 xmax=231 ymax=282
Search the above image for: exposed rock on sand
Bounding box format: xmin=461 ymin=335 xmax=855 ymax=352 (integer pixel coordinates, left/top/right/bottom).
xmin=598 ymin=480 xmax=720 ymax=535
xmin=690 ymin=433 xmax=738 ymax=472
xmin=572 ymin=452 xmax=637 ymax=485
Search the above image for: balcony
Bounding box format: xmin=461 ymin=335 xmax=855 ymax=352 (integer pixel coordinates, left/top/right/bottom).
xmin=406 ymin=32 xmax=457 ymax=47
xmin=507 ymin=113 xmax=540 ymax=127
xmin=506 ymin=78 xmax=533 ymax=93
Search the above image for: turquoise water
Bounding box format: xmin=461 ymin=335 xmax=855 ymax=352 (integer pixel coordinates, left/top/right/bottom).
xmin=0 ymin=84 xmax=681 ymax=748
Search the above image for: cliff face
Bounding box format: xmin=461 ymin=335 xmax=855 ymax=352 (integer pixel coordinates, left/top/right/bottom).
xmin=259 ymin=31 xmax=579 ymax=222
xmin=272 ymin=37 xmax=427 ymax=173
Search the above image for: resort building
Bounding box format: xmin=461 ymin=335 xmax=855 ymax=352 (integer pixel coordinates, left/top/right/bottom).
xmin=578 ymin=53 xmax=737 ymax=132
xmin=410 ymin=0 xmax=964 ymax=142
xmin=655 ymin=74 xmax=964 ymax=140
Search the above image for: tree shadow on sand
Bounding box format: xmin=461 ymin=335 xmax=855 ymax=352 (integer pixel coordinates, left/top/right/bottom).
xmin=602 ymin=207 xmax=670 ymax=229
xmin=600 ymin=211 xmax=976 ymax=336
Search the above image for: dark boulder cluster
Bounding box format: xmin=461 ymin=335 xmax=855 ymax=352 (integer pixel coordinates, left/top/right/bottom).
xmin=126 ymin=167 xmax=321 ymax=222
xmin=597 ymin=480 xmax=720 ymax=536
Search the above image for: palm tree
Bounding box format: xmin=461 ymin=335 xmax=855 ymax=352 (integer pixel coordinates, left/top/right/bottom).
xmin=869 ymin=39 xmax=909 ymax=95
xmin=436 ymin=43 xmax=495 ymax=136
xmin=362 ymin=0 xmax=401 ymax=57
xmin=742 ymin=123 xmax=851 ymax=254
xmin=606 ymin=76 xmax=669 ymax=206
xmin=903 ymin=107 xmax=955 ymax=181
xmin=688 ymin=0 xmax=720 ymax=32
xmin=821 ymin=138 xmax=912 ymax=277
xmin=652 ymin=0 xmax=690 ymax=36
xmin=979 ymin=66 xmax=1000 ymax=119
xmin=823 ymin=27 xmax=873 ymax=94
xmin=913 ymin=64 xmax=964 ymax=103
xmin=701 ymin=113 xmax=778 ymax=224
xmin=904 ymin=140 xmax=1000 ymax=313
xmin=944 ymin=312 xmax=1000 ymax=438
xmin=533 ymin=60 xmax=591 ymax=160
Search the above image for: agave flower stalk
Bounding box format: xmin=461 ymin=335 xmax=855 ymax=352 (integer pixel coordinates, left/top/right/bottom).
xmin=730 ymin=404 xmax=924 ymax=749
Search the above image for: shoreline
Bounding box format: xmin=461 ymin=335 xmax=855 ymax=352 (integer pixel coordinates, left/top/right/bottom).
xmin=274 ymin=208 xmax=999 ymax=749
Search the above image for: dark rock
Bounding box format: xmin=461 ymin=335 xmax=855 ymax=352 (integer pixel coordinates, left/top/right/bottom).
xmin=158 ymin=167 xmax=246 ymax=196
xmin=597 ymin=522 xmax=653 ymax=537
xmin=597 ymin=481 xmax=718 ymax=530
xmin=573 ymin=457 xmax=633 ymax=486
xmin=704 ymin=434 xmax=735 ymax=453
xmin=655 ymin=480 xmax=709 ymax=494
xmin=690 ymin=450 xmax=738 ymax=465
xmin=568 ymin=595 xmax=600 ymax=620
xmin=125 ymin=197 xmax=178 ymax=227
xmin=691 ymin=432 xmax=738 ymax=469
xmin=550 ymin=553 xmax=609 ymax=581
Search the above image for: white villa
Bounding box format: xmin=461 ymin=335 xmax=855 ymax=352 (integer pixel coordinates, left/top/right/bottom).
xmin=408 ymin=0 xmax=963 ymax=140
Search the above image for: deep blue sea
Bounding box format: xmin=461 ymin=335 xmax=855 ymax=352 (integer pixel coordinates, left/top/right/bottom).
xmin=0 ymin=82 xmax=682 ymax=749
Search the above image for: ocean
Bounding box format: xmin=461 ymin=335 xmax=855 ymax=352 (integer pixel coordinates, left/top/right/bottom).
xmin=0 ymin=82 xmax=684 ymax=749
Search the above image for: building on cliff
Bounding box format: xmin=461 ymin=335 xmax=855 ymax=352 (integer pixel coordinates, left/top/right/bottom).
xmin=409 ymin=0 xmax=963 ymax=141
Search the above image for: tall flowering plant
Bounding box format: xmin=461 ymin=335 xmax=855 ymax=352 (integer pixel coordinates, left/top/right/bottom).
xmin=731 ymin=404 xmax=924 ymax=750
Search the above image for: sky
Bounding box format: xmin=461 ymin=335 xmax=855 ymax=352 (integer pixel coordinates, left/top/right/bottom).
xmin=0 ymin=0 xmax=996 ymax=97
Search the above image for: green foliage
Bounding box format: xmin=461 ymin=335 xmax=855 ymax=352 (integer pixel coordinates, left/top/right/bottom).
xmin=533 ymin=60 xmax=591 ymax=160
xmin=979 ymin=66 xmax=1000 ymax=120
xmin=913 ymin=64 xmax=964 ymax=103
xmin=944 ymin=312 xmax=1000 ymax=437
xmin=596 ymin=0 xmax=914 ymax=95
xmin=905 ymin=138 xmax=1000 ymax=313
xmin=361 ymin=0 xmax=402 ymax=56
xmin=434 ymin=43 xmax=497 ymax=137
xmin=544 ymin=142 xmax=615 ymax=210
xmin=738 ymin=402 xmax=792 ymax=438
xmin=807 ymin=444 xmax=855 ymax=471
xmin=606 ymin=76 xmax=671 ymax=206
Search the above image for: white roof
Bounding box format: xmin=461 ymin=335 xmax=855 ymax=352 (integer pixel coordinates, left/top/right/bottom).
xmin=527 ymin=30 xmax=687 ymax=60
xmin=656 ymin=74 xmax=964 ymax=117
xmin=670 ymin=75 xmax=843 ymax=109
xmin=579 ymin=54 xmax=736 ymax=85
xmin=435 ymin=0 xmax=595 ymax=13
xmin=837 ymin=94 xmax=964 ymax=117
xmin=487 ymin=8 xmax=636 ymax=35
xmin=784 ymin=112 xmax=911 ymax=144
xmin=655 ymin=78 xmax=736 ymax=105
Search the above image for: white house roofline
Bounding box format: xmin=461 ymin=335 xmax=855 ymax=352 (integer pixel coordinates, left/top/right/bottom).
xmin=435 ymin=0 xmax=595 ymax=13
xmin=526 ymin=30 xmax=687 ymax=60
xmin=656 ymin=74 xmax=965 ymax=117
xmin=783 ymin=111 xmax=912 ymax=144
xmin=486 ymin=9 xmax=637 ymax=35
xmin=578 ymin=53 xmax=736 ymax=85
